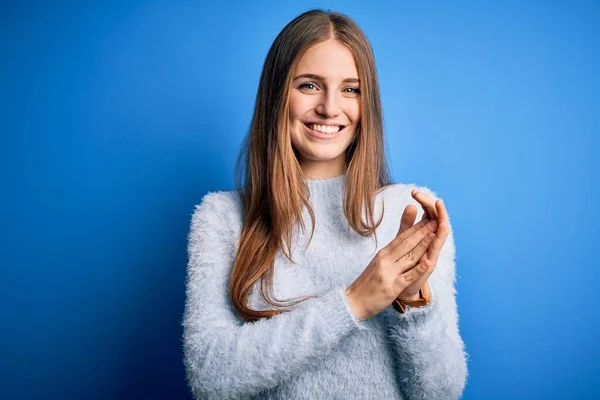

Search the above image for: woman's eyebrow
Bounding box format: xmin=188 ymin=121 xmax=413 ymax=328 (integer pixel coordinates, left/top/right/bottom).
xmin=292 ymin=73 xmax=360 ymax=83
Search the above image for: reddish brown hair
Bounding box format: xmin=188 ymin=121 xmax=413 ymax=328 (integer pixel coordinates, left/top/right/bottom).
xmin=231 ymin=9 xmax=393 ymax=322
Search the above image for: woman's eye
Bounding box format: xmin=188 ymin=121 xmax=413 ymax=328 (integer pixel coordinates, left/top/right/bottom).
xmin=299 ymin=83 xmax=317 ymax=91
xmin=298 ymin=83 xmax=360 ymax=94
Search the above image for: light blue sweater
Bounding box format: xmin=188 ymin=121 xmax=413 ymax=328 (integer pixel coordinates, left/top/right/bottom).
xmin=182 ymin=173 xmax=469 ymax=399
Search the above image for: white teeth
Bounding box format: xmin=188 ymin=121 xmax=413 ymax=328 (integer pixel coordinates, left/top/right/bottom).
xmin=308 ymin=124 xmax=342 ymax=134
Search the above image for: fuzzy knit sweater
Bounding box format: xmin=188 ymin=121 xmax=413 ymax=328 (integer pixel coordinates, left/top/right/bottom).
xmin=182 ymin=173 xmax=469 ymax=400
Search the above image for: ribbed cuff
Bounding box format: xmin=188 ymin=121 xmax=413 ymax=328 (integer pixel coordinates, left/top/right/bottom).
xmin=389 ymin=282 xmax=439 ymax=329
xmin=317 ymin=286 xmax=370 ymax=332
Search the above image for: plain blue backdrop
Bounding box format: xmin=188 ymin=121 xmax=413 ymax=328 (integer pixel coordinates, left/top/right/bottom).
xmin=1 ymin=1 xmax=598 ymax=399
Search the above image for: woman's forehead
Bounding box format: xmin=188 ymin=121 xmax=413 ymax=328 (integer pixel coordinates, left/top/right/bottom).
xmin=294 ymin=40 xmax=358 ymax=82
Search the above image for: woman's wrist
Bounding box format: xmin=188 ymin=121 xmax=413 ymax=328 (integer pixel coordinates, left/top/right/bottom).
xmin=397 ymin=292 xmax=421 ymax=302
xmin=397 ymin=281 xmax=431 ymax=303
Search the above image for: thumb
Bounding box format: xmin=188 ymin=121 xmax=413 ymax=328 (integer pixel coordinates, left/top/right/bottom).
xmin=398 ymin=204 xmax=417 ymax=234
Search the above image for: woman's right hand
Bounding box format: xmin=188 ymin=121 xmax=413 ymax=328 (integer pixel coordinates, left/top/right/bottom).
xmin=345 ymin=217 xmax=439 ymax=321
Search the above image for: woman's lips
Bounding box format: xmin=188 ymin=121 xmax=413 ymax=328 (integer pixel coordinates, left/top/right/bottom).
xmin=303 ymin=123 xmax=345 ymax=140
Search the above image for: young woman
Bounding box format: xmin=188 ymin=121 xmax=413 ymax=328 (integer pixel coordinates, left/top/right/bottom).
xmin=183 ymin=9 xmax=468 ymax=400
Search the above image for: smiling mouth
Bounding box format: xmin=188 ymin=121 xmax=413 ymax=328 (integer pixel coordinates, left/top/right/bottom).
xmin=303 ymin=122 xmax=347 ymax=134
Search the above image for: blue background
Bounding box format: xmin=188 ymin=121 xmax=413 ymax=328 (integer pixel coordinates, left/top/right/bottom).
xmin=1 ymin=1 xmax=598 ymax=399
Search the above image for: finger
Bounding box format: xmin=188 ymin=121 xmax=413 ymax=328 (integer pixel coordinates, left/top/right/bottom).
xmin=411 ymin=189 xmax=438 ymax=221
xmin=417 ymin=198 xmax=448 ymax=266
xmin=398 ymin=205 xmax=418 ymax=234
xmin=393 ymin=256 xmax=429 ymax=292
xmin=435 ymin=198 xmax=448 ymax=230
xmin=427 ymin=200 xmax=450 ymax=265
xmin=392 ymin=217 xmax=433 ymax=248
xmin=386 ymin=220 xmax=438 ymax=263
xmin=398 ymin=262 xmax=432 ymax=300
xmin=396 ymin=231 xmax=436 ymax=269
xmin=416 ymin=201 xmax=430 ymax=222
xmin=412 ymin=189 xmax=437 ymax=220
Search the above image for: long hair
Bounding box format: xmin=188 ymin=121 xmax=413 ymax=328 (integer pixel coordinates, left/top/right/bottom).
xmin=231 ymin=9 xmax=394 ymax=322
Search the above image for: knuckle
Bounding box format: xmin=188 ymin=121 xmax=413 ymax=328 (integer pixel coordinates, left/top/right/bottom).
xmin=374 ymin=270 xmax=386 ymax=283
xmin=377 ymin=248 xmax=388 ymax=259
xmin=398 ymin=237 xmax=409 ymax=249
xmin=377 ymin=251 xmax=389 ymax=264
xmin=402 ymin=250 xmax=415 ymax=262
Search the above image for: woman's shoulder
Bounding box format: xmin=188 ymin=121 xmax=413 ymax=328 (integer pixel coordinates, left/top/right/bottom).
xmin=379 ymin=181 xmax=442 ymax=203
xmin=377 ymin=181 xmax=448 ymax=229
xmin=190 ymin=189 xmax=243 ymax=233
xmin=194 ymin=189 xmax=241 ymax=214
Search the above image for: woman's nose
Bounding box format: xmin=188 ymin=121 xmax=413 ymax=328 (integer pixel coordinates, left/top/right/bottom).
xmin=315 ymin=91 xmax=341 ymax=118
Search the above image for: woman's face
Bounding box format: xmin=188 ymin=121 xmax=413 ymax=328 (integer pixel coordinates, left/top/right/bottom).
xmin=289 ymin=39 xmax=361 ymax=179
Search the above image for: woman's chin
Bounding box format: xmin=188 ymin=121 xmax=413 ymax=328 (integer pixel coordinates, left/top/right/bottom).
xmin=298 ymin=147 xmax=346 ymax=162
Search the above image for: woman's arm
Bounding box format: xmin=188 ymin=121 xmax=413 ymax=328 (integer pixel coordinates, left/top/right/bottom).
xmin=182 ymin=192 xmax=367 ymax=400
xmin=384 ymin=187 xmax=469 ymax=400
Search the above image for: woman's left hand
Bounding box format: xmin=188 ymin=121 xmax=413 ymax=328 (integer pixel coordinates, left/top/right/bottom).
xmin=396 ymin=190 xmax=450 ymax=301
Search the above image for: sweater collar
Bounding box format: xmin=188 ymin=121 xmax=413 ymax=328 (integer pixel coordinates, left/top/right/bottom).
xmin=305 ymin=172 xmax=345 ymax=206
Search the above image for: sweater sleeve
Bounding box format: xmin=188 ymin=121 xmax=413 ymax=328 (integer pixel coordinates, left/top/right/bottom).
xmin=383 ymin=187 xmax=469 ymax=400
xmin=182 ymin=192 xmax=368 ymax=400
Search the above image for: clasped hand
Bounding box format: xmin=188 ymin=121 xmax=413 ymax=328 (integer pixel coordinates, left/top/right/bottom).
xmin=345 ymin=189 xmax=449 ymax=320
